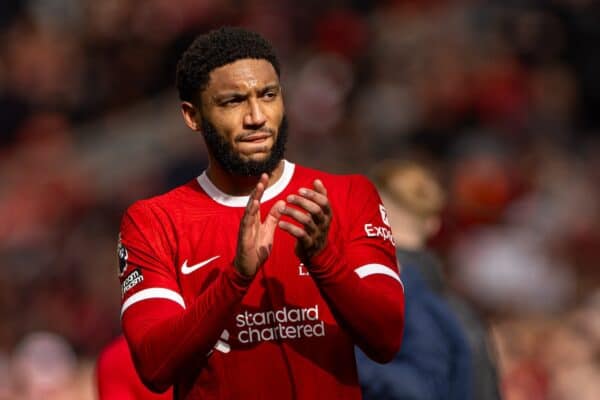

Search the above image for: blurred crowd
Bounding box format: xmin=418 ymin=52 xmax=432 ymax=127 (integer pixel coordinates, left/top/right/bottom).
xmin=1 ymin=0 xmax=599 ymax=399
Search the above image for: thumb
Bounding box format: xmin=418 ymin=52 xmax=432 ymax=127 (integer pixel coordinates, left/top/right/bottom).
xmin=262 ymin=200 xmax=285 ymax=238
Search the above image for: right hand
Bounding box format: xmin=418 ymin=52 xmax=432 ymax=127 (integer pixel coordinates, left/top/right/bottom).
xmin=234 ymin=173 xmax=285 ymax=277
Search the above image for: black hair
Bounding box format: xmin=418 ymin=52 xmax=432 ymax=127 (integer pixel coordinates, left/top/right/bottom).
xmin=176 ymin=27 xmax=281 ymax=103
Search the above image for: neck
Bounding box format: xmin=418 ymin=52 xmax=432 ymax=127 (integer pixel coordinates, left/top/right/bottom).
xmin=205 ymin=157 xmax=285 ymax=196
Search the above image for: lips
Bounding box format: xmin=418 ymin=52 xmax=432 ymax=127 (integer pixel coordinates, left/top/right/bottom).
xmin=238 ymin=131 xmax=273 ymax=142
xmin=240 ymin=134 xmax=270 ymax=142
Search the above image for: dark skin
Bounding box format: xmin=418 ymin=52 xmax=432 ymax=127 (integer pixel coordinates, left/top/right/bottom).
xmin=181 ymin=59 xmax=331 ymax=277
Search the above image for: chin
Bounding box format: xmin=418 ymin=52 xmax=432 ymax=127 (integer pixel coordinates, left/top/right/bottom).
xmin=241 ymin=151 xmax=272 ymax=162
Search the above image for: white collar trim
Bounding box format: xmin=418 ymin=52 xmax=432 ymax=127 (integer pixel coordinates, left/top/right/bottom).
xmin=196 ymin=160 xmax=295 ymax=207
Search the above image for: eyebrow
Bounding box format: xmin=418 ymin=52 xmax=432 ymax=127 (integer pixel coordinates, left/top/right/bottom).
xmin=259 ymin=83 xmax=280 ymax=94
xmin=261 ymin=83 xmax=280 ymax=91
xmin=212 ymin=82 xmax=280 ymax=101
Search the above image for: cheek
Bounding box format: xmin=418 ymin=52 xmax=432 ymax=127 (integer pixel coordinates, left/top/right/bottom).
xmin=268 ymin=101 xmax=285 ymax=122
xmin=211 ymin=113 xmax=243 ymax=138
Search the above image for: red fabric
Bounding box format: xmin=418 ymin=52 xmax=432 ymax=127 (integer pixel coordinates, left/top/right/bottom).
xmin=119 ymin=162 xmax=405 ymax=399
xmin=96 ymin=335 xmax=173 ymax=399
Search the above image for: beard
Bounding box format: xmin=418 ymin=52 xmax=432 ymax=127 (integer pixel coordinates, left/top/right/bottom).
xmin=201 ymin=115 xmax=288 ymax=177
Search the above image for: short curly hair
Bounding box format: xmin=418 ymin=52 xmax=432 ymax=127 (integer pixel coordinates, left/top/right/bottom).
xmin=176 ymin=27 xmax=281 ymax=104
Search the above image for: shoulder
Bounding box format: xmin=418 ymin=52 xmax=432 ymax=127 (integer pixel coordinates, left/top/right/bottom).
xmin=292 ymin=164 xmax=376 ymax=195
xmin=291 ymin=165 xmax=380 ymax=213
xmin=123 ymin=179 xmax=204 ymax=220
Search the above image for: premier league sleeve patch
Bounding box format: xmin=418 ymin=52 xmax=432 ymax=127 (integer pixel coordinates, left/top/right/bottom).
xmin=117 ymin=233 xmax=129 ymax=277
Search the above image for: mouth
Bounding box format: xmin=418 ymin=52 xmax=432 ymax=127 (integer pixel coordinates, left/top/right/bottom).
xmin=240 ymin=134 xmax=270 ymax=143
xmin=237 ymin=131 xmax=273 ymax=144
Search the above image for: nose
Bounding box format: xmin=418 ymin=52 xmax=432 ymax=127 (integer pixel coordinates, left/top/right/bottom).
xmin=243 ymin=98 xmax=267 ymax=127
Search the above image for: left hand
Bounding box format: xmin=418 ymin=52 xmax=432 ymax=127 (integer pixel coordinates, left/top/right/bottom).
xmin=278 ymin=179 xmax=332 ymax=263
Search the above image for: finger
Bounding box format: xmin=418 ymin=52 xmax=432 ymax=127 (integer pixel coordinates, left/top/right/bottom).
xmin=286 ymin=194 xmax=323 ymax=218
xmin=297 ymin=187 xmax=331 ymax=216
xmin=240 ymin=199 xmax=260 ymax=238
xmin=280 ymin=205 xmax=317 ymax=234
xmin=313 ymin=179 xmax=327 ymax=197
xmin=250 ymin=173 xmax=269 ymax=203
xmin=241 ymin=179 xmax=267 ymax=237
xmin=278 ymin=221 xmax=312 ymax=247
xmin=262 ymin=200 xmax=285 ymax=237
xmin=243 ymin=173 xmax=269 ymax=218
xmin=244 ymin=189 xmax=260 ymax=219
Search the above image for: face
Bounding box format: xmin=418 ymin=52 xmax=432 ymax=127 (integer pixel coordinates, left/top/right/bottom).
xmin=186 ymin=58 xmax=286 ymax=177
xmin=201 ymin=113 xmax=288 ymax=177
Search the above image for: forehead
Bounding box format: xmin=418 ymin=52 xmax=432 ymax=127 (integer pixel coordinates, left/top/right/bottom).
xmin=206 ymin=59 xmax=278 ymax=92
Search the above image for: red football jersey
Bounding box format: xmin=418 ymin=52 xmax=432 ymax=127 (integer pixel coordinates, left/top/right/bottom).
xmin=119 ymin=160 xmax=404 ymax=399
xmin=96 ymin=335 xmax=173 ymax=399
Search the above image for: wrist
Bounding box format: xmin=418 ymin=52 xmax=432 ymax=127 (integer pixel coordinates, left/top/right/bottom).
xmin=305 ymin=241 xmax=339 ymax=272
xmin=226 ymin=262 xmax=254 ymax=288
xmin=233 ymin=255 xmax=260 ymax=279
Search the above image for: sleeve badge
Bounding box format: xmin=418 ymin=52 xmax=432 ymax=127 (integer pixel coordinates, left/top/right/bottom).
xmin=117 ymin=233 xmax=129 ymax=277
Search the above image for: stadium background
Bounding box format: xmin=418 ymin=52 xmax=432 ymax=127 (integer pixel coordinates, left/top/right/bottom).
xmin=1 ymin=0 xmax=599 ymax=398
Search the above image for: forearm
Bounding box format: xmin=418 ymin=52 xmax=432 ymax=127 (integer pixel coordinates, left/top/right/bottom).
xmin=122 ymin=265 xmax=251 ymax=390
xmin=307 ymin=244 xmax=405 ymax=363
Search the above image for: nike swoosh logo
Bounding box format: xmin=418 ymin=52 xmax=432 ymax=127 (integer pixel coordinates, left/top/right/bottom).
xmin=181 ymin=255 xmax=221 ymax=275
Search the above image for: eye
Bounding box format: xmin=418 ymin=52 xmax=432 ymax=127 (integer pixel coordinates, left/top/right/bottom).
xmin=222 ymin=96 xmax=244 ymax=107
xmin=262 ymin=90 xmax=278 ymax=101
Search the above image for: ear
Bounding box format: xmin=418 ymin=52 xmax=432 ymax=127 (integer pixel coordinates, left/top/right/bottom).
xmin=181 ymin=101 xmax=202 ymax=131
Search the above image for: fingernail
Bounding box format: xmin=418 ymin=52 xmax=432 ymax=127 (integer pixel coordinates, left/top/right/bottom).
xmin=299 ymin=188 xmax=307 ymax=195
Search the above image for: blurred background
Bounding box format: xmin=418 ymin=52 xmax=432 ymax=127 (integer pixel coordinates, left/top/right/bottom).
xmin=1 ymin=0 xmax=599 ymax=398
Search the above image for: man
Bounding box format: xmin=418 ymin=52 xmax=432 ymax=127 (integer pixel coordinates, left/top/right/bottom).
xmin=118 ymin=27 xmax=404 ymax=399
xmin=96 ymin=335 xmax=173 ymax=399
xmin=356 ymin=160 xmax=501 ymax=400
